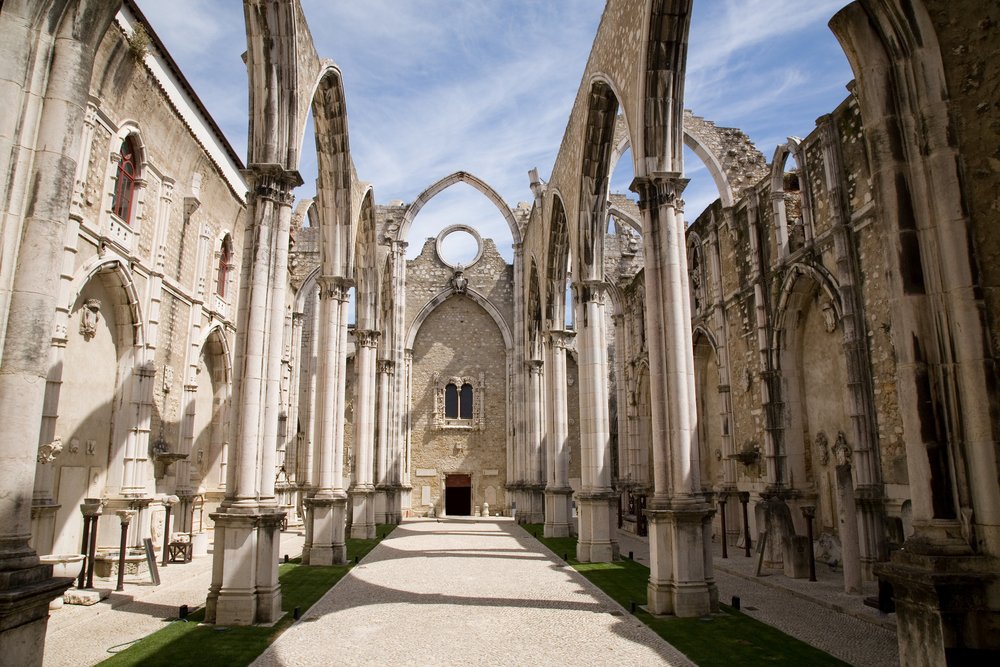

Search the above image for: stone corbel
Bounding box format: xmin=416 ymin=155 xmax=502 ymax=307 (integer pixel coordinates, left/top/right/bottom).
xmin=37 ymin=437 xmax=63 ymax=464
xmin=80 ymin=299 xmax=102 ymax=339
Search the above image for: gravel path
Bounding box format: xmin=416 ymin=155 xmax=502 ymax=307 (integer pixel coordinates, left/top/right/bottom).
xmin=253 ymin=519 xmax=694 ymax=667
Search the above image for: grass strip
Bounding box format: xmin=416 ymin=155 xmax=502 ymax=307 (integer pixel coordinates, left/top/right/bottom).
xmin=98 ymin=526 xmax=393 ymax=667
xmin=523 ymin=524 xmax=849 ymax=667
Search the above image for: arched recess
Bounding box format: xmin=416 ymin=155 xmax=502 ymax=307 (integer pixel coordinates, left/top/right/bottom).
xmin=44 ymin=258 xmax=144 ymax=554
xmin=395 ymin=171 xmax=522 ymax=247
xmin=772 ymin=264 xmax=850 ymax=536
xmin=191 ymin=325 xmax=232 ymax=526
xmin=692 ymin=325 xmax=723 ymax=492
xmin=544 ymin=193 xmax=571 ymax=331
xmin=577 ymin=80 xmax=619 ymax=282
xmin=526 ymin=262 xmax=543 ymax=361
xmin=353 ymin=188 xmax=379 ymax=330
xmin=770 ymin=139 xmax=811 ymax=258
xmin=405 ymin=288 xmax=513 ymax=353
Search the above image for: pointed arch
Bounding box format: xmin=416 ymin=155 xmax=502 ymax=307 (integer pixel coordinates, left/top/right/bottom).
xmin=577 ymin=80 xmax=619 ymax=282
xmin=405 ymin=288 xmax=513 ymax=352
xmin=545 ymin=191 xmax=571 ymax=330
xmin=353 ymin=187 xmax=379 ymax=330
xmin=772 ymin=262 xmax=842 ymax=354
xmin=71 ymin=256 xmax=145 ymax=349
xmin=395 ymin=171 xmax=521 ymax=246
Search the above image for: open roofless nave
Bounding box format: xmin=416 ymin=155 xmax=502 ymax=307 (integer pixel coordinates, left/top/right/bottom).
xmin=0 ymin=0 xmax=998 ymax=665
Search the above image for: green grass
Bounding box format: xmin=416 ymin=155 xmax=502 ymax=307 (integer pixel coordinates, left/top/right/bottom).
xmin=524 ymin=524 xmax=849 ymax=667
xmin=98 ymin=528 xmax=392 ymax=667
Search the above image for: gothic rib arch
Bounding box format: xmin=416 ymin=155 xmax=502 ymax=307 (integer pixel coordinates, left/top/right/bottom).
xmin=404 ymin=287 xmax=514 ymax=353
xmin=352 ymin=187 xmax=379 ymax=330
xmin=544 ymin=190 xmax=571 ymax=331
xmin=771 ymin=261 xmax=842 ymax=358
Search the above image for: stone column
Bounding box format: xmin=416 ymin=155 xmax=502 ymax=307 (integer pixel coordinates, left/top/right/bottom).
xmin=525 ymin=359 xmax=545 ymax=523
xmin=574 ymin=281 xmax=617 ymax=562
xmin=284 ymin=310 xmax=304 ymax=523
xmin=374 ymin=359 xmax=394 ymax=525
xmin=206 ymin=167 xmax=297 ymax=626
xmin=306 ymin=276 xmax=350 ymax=565
xmin=632 ymin=175 xmax=714 ymax=617
xmin=350 ymin=329 xmax=379 ymax=539
xmin=544 ymin=330 xmax=574 ymax=537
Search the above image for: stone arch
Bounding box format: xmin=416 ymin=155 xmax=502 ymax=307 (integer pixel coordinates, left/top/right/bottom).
xmin=71 ymin=257 xmax=145 ymax=349
xmin=577 ymin=80 xmax=619 ymax=282
xmin=770 ymin=138 xmax=811 ymax=258
xmin=692 ymin=325 xmax=723 ymax=494
xmin=353 ymin=188 xmax=379 ymax=330
xmin=396 ymin=171 xmax=521 ymax=246
xmin=405 ymin=288 xmax=513 ymax=353
xmin=772 ymin=263 xmax=842 ymax=351
xmin=544 ymin=192 xmax=571 ymax=331
xmin=191 ymin=324 xmax=232 ymax=520
xmin=527 ymin=261 xmax=543 ymax=361
xmin=607 ymin=201 xmax=642 ymax=234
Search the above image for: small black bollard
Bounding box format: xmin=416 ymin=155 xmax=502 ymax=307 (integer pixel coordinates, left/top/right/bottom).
xmin=563 ymin=553 xmax=568 ymax=561
xmin=628 ymin=551 xmax=634 ymax=561
xmin=354 ymin=555 xmax=359 ymax=564
xmin=284 ymin=554 xmax=289 ymax=563
xmin=629 ymin=600 xmax=637 ymax=614
xmin=731 ymin=596 xmax=741 ymax=611
xmin=293 ymin=606 xmax=301 ymax=620
xmin=179 ymin=604 xmax=189 ymax=620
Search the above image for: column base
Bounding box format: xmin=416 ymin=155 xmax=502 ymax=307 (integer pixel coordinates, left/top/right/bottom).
xmin=576 ymin=492 xmax=618 ymax=563
xmin=306 ymin=494 xmax=347 ymax=565
xmin=544 ymin=487 xmax=573 ymax=538
xmin=205 ymin=506 xmax=285 ymax=626
xmin=0 ymin=557 xmax=74 ymax=667
xmin=526 ymin=485 xmax=546 ymax=523
xmin=645 ymin=499 xmax=715 ymax=617
xmin=876 ymin=530 xmax=1000 ymax=666
xmin=350 ymin=487 xmax=376 ymax=539
xmin=374 ymin=487 xmax=388 ymax=525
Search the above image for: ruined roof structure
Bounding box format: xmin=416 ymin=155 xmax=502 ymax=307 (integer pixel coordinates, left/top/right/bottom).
xmin=1 ymin=1 xmax=998 ymax=665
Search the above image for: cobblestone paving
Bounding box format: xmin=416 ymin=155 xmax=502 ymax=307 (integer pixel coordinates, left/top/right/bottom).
xmin=43 ymin=532 xmax=305 ymax=667
xmin=253 ymin=519 xmax=694 ymax=667
xmin=615 ymin=530 xmax=899 ymax=667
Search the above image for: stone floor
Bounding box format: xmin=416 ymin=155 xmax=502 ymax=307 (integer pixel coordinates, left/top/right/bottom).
xmin=42 ymin=521 xmax=899 ymax=667
xmin=253 ymin=519 xmax=694 ymax=667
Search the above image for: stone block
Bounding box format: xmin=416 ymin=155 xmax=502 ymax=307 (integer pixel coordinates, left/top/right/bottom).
xmin=64 ymin=588 xmax=110 ymax=606
xmin=784 ymin=535 xmax=811 ymax=579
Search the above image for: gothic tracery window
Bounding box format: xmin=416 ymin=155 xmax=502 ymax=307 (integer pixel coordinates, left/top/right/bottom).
xmin=434 ymin=374 xmax=484 ymax=429
xmin=111 ymin=136 xmax=140 ymax=223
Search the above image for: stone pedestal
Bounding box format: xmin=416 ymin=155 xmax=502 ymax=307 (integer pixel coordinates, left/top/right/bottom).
xmin=543 ymin=487 xmax=573 ymax=538
xmin=307 ymin=495 xmax=347 ymax=565
xmin=374 ymin=486 xmax=388 ymax=525
xmin=877 ymin=539 xmax=1000 ymax=666
xmin=576 ymin=493 xmax=617 ymax=562
xmin=350 ymin=487 xmax=376 ymax=539
xmin=646 ymin=501 xmax=716 ymax=617
xmin=0 ymin=560 xmax=73 ymax=667
xmin=205 ymin=506 xmax=285 ymax=626
xmin=526 ymin=485 xmax=546 ymax=524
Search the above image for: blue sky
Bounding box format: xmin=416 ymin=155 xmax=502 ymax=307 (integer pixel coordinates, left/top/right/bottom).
xmin=135 ymin=1 xmax=853 ymax=262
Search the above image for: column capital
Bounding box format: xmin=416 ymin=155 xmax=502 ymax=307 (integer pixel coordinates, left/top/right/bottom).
xmin=630 ymin=174 xmax=689 ymax=213
xmin=244 ymin=163 xmax=303 ymax=206
xmin=572 ymin=280 xmax=609 ymax=304
xmin=318 ymin=275 xmax=353 ymax=301
xmin=545 ymin=329 xmax=576 ymax=349
xmin=376 ymin=359 xmax=395 ymax=375
xmin=351 ymin=329 xmax=381 ymax=348
xmin=526 ymin=359 xmax=544 ymax=375
xmin=291 ymin=310 xmax=305 ymax=325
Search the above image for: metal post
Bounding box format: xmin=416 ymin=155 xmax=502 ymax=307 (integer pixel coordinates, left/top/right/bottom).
xmin=86 ymin=515 xmax=99 ymax=589
xmin=739 ymin=491 xmax=752 ymax=557
xmin=115 ymin=510 xmax=136 ymax=592
xmin=161 ymin=495 xmax=179 ymax=567
xmin=77 ymin=514 xmax=92 ymax=589
xmin=802 ymin=505 xmax=817 ymax=582
xmin=718 ymin=494 xmax=728 ymax=559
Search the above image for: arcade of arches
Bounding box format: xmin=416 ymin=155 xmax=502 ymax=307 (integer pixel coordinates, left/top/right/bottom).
xmin=0 ymin=1 xmax=998 ymax=665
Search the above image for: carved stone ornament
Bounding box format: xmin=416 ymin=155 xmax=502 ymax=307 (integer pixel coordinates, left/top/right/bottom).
xmin=815 ymin=431 xmax=830 ymax=466
xmin=833 ymin=431 xmax=852 ymax=466
xmin=451 ymin=266 xmax=468 ymax=294
xmin=68 ymin=437 xmax=80 ymax=454
xmin=37 ymin=437 xmax=63 ymax=464
xmin=80 ymin=299 xmax=101 ymax=339
xmin=820 ymin=299 xmax=839 ymax=334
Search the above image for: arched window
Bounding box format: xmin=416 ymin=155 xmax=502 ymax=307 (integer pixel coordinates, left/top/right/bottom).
xmin=459 ymin=383 xmax=473 ymax=419
xmin=445 ymin=383 xmax=459 ymax=419
xmin=112 ymin=136 xmax=140 ymax=222
xmin=216 ymin=235 xmax=232 ymax=298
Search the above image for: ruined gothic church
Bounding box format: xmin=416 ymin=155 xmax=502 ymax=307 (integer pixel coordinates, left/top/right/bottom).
xmin=1 ymin=1 xmax=998 ymax=665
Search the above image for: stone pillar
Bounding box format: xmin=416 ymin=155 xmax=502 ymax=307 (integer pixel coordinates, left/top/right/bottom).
xmin=283 ymin=310 xmax=304 ymax=523
xmin=350 ymin=329 xmax=379 ymax=539
xmin=206 ymin=167 xmax=297 ymax=626
xmin=544 ymin=330 xmax=574 ymax=537
xmin=835 ymin=462 xmax=862 ymax=594
xmin=632 ymin=175 xmax=714 ymax=617
xmin=573 ymin=281 xmax=617 ymax=562
xmin=0 ymin=2 xmax=120 ymax=661
xmin=374 ymin=359 xmax=394 ymax=525
xmin=525 ymin=359 xmax=545 ymax=523
xmin=306 ymin=277 xmax=350 ymax=565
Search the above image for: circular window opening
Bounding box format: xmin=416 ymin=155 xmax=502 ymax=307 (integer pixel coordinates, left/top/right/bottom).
xmin=435 ymin=225 xmax=483 ymax=268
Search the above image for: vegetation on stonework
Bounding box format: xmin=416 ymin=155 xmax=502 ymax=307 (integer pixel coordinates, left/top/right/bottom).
xmin=523 ymin=524 xmax=849 ymax=667
xmin=98 ymin=527 xmax=393 ymax=667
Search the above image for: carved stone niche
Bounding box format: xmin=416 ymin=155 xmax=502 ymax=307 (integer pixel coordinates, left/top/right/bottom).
xmin=80 ymin=298 xmax=102 ymax=340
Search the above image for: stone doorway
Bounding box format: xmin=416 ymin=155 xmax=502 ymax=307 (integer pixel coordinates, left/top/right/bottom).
xmin=445 ymin=474 xmax=472 ymax=516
